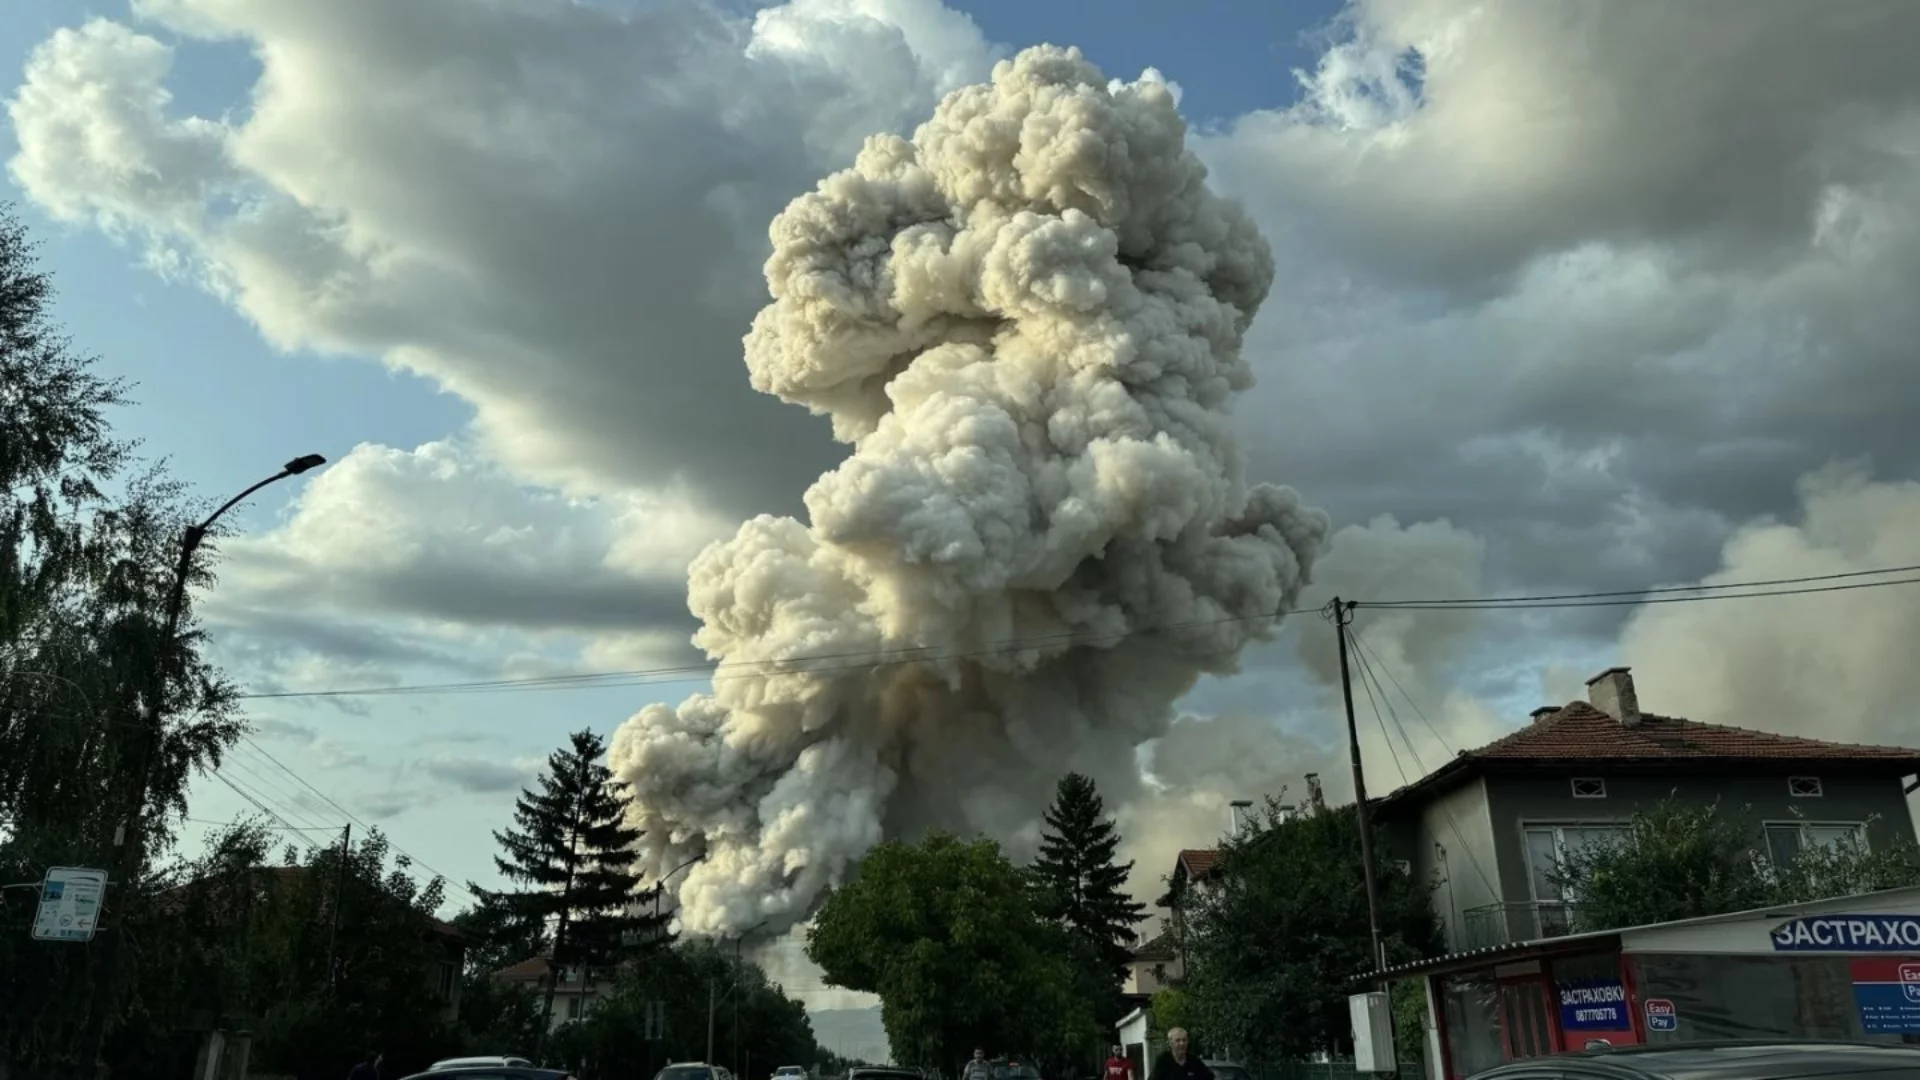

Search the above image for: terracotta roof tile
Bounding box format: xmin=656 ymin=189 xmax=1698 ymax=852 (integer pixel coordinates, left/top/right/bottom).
xmin=1473 ymin=701 xmax=1920 ymax=764
xmin=1130 ymin=930 xmax=1177 ymax=963
xmin=1178 ymin=849 xmax=1219 ymax=880
xmin=495 ymin=955 xmax=551 ymax=981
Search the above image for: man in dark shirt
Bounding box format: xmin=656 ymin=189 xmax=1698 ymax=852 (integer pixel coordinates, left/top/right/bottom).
xmin=1147 ymin=1029 xmax=1211 ymax=1080
xmin=348 ymin=1051 xmax=382 ymax=1080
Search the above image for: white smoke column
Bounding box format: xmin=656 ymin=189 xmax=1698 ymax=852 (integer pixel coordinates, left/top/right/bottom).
xmin=608 ymin=45 xmax=1330 ymax=936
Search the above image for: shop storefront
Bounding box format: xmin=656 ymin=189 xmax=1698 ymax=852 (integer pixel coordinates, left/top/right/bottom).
xmin=1377 ymin=885 xmax=1920 ymax=1079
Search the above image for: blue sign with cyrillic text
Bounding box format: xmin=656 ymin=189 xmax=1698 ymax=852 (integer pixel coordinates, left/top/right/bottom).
xmin=1557 ymin=981 xmax=1630 ymax=1031
xmin=1771 ymin=915 xmax=1920 ymax=951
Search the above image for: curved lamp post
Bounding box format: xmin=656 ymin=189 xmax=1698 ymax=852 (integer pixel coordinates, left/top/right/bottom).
xmin=79 ymin=453 xmax=327 ymax=1078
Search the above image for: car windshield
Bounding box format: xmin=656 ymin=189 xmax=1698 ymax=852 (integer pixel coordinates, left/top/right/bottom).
xmin=1212 ymin=1068 xmax=1251 ymax=1080
xmin=659 ymin=1067 xmax=716 ymax=1080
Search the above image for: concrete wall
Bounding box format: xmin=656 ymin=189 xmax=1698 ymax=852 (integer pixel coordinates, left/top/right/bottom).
xmin=1483 ymin=768 xmax=1920 ymax=910
xmin=1123 ymin=955 xmax=1182 ymax=996
xmin=1409 ymin=777 xmax=1501 ymax=952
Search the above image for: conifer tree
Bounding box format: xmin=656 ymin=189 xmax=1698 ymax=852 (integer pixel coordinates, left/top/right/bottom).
xmin=493 ymin=728 xmax=658 ymax=1047
xmin=1030 ymin=772 xmax=1147 ymax=980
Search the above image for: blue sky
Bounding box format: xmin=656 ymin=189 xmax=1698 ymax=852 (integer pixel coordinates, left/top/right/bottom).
xmin=8 ymin=0 xmax=1917 ymax=1002
xmin=0 ymin=0 xmax=1359 ymax=902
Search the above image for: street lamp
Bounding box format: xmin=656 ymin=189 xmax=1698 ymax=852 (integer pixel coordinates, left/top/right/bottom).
xmin=654 ymin=853 xmax=706 ymax=921
xmin=77 ymin=453 xmax=328 ymax=1079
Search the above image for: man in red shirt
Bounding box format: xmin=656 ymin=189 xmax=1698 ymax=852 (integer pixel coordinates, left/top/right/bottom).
xmin=1104 ymin=1045 xmax=1134 ymax=1080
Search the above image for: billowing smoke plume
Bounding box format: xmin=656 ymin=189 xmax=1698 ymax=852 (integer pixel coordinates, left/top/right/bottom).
xmin=608 ymin=45 xmax=1329 ymax=936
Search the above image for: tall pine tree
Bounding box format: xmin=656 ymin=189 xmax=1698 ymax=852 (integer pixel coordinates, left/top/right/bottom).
xmin=493 ymin=729 xmax=660 ymax=1049
xmin=1031 ymin=773 xmax=1147 ymax=981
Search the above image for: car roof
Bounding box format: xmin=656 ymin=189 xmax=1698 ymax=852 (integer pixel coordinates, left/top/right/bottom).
xmin=1475 ymin=1041 xmax=1920 ymax=1079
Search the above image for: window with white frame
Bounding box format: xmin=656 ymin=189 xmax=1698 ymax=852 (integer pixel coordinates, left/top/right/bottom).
xmin=1523 ymin=824 xmax=1629 ymax=903
xmin=1787 ymin=776 xmax=1824 ymax=798
xmin=1764 ymin=821 xmax=1865 ymax=868
xmin=1570 ymin=777 xmax=1607 ymax=799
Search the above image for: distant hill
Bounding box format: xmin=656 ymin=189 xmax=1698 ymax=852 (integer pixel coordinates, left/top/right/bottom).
xmin=809 ymin=1007 xmax=891 ymax=1065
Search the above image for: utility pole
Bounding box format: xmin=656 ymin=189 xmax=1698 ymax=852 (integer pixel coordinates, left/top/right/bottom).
xmin=1331 ymin=597 xmax=1388 ymax=984
xmin=734 ymin=934 xmax=743 ymax=1078
xmin=326 ymin=824 xmax=352 ymax=992
xmin=75 ymin=454 xmax=326 ymax=1080
xmin=707 ymin=978 xmax=717 ymax=1064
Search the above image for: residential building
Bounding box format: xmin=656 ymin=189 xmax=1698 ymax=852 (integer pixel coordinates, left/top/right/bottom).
xmin=1370 ymin=666 xmax=1920 ymax=953
xmin=495 ymin=956 xmax=609 ymax=1030
xmin=1121 ymin=929 xmax=1182 ymax=1002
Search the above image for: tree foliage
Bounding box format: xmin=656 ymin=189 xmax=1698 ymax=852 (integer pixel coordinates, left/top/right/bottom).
xmin=0 ymin=205 xmax=246 ymax=1079
xmin=550 ymin=939 xmax=821 ymax=1079
xmin=808 ymin=833 xmax=1099 ymax=1073
xmin=490 ymin=729 xmax=661 ymax=1036
xmin=1555 ymin=798 xmax=1920 ymax=932
xmin=1031 ymin=773 xmax=1147 ymax=982
xmin=1183 ymin=799 xmax=1439 ymax=1061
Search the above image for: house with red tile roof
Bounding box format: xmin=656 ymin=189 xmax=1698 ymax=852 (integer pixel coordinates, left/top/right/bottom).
xmin=494 ymin=955 xmax=608 ymax=1031
xmin=1372 ymin=666 xmax=1920 ymax=954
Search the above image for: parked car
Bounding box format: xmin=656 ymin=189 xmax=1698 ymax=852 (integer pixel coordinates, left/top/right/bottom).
xmin=990 ymin=1059 xmax=1039 ymax=1080
xmin=1466 ymin=1040 xmax=1920 ymax=1079
xmin=1203 ymin=1061 xmax=1250 ymax=1080
xmin=770 ymin=1066 xmax=808 ymax=1080
xmin=846 ymin=1068 xmax=922 ymax=1080
xmin=401 ymin=1066 xmax=569 ymax=1080
xmin=429 ymin=1058 xmax=535 ymax=1071
xmin=657 ymin=1065 xmax=722 ymax=1080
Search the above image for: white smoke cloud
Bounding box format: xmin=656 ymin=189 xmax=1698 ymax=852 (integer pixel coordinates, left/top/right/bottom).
xmin=1117 ymin=512 xmax=1503 ymax=894
xmin=1618 ymin=464 xmax=1920 ymax=745
xmin=608 ymin=46 xmax=1330 ymax=936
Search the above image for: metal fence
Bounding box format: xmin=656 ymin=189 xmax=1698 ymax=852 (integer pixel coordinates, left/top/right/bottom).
xmin=1250 ymin=1056 xmax=1425 ymax=1080
xmin=1250 ymin=1061 xmax=1359 ymax=1080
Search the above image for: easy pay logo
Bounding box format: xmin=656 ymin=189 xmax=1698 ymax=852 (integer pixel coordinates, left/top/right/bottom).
xmin=1900 ymin=963 xmax=1920 ymax=1004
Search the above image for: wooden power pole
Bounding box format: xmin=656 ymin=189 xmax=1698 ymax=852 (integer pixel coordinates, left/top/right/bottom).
xmin=1331 ymin=597 xmax=1388 ymax=982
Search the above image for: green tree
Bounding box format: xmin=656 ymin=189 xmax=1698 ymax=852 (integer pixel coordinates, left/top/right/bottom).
xmin=1183 ymin=799 xmax=1439 ymax=1061
xmin=454 ymin=888 xmax=552 ymax=979
xmin=553 ymin=938 xmax=823 ymax=1079
xmin=1554 ymin=799 xmax=1920 ymax=931
xmin=0 ymin=207 xmax=245 ymax=1079
xmin=1031 ymin=773 xmax=1147 ymax=984
xmin=807 ymin=833 xmax=1097 ymax=1073
xmin=492 ymin=729 xmax=660 ymax=1045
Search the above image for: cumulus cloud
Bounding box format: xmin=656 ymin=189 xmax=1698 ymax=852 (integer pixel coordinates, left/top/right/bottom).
xmin=1119 ymin=512 xmax=1506 ymax=888
xmin=1617 ymin=465 xmax=1920 ymax=746
xmin=197 ymin=439 xmax=732 ymax=691
xmin=7 ymin=0 xmax=998 ymax=514
xmin=1193 ymin=0 xmax=1920 ymax=628
xmin=421 ymin=756 xmax=537 ymax=795
xmin=13 ymin=0 xmax=1920 ymax=963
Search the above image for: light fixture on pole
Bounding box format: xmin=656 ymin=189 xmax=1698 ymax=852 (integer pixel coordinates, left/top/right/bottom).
xmin=76 ymin=453 xmax=329 ymax=1079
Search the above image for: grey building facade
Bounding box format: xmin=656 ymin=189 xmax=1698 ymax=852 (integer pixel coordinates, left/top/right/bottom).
xmin=1374 ymin=667 xmax=1920 ymax=953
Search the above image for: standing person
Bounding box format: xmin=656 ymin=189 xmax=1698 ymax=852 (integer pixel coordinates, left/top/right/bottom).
xmin=1147 ymin=1030 xmax=1210 ymax=1080
xmin=1104 ymin=1046 xmax=1134 ymax=1080
xmin=348 ymin=1052 xmax=382 ymax=1080
xmin=960 ymin=1049 xmax=993 ymax=1080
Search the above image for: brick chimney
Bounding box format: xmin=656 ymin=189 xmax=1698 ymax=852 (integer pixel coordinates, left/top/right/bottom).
xmin=1586 ymin=667 xmax=1642 ymax=727
xmin=1529 ymin=706 xmax=1561 ymax=724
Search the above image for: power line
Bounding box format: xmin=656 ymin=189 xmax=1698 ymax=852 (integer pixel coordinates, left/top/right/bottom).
xmin=183 ymin=814 xmax=337 ymax=831
xmin=235 ymin=734 xmax=477 ymax=901
xmin=1360 ymin=570 xmax=1920 ymax=612
xmin=1357 ymin=562 xmax=1920 ymax=608
xmin=228 ymin=561 xmax=1920 ymax=702
xmin=1346 ymin=630 xmax=1498 ymax=898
